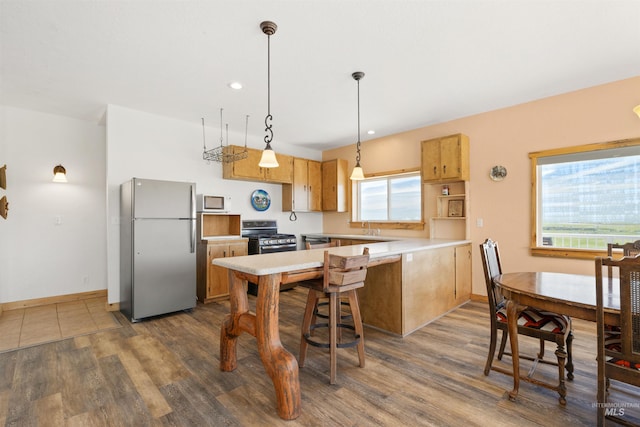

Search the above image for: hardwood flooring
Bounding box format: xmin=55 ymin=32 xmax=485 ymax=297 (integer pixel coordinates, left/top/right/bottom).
xmin=1 ymin=287 xmax=638 ymax=426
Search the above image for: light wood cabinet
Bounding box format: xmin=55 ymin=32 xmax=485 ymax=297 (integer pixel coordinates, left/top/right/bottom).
xmin=421 ymin=134 xmax=469 ymax=182
xmin=321 ymin=159 xmax=348 ymax=212
xmin=196 ymin=213 xmax=246 ymax=303
xmin=197 ymin=239 xmax=247 ymax=303
xmin=222 ymin=145 xmax=293 ymax=184
xmin=357 ymin=243 xmax=471 ymax=336
xmin=282 ymin=158 xmax=322 ymax=212
xmin=454 ymin=244 xmax=472 ymax=306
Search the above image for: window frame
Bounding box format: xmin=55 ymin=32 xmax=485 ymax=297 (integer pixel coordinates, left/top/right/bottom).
xmin=529 ymin=137 xmax=640 ymax=259
xmin=349 ymin=167 xmax=424 ymax=231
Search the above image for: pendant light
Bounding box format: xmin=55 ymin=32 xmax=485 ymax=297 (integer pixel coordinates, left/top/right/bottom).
xmin=350 ymin=71 xmax=365 ymax=180
xmin=258 ymin=21 xmax=279 ymax=168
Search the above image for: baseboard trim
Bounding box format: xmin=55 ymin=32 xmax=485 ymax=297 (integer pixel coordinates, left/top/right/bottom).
xmin=2 ymin=289 xmax=109 ymax=312
xmin=470 ymin=293 xmax=488 ymax=303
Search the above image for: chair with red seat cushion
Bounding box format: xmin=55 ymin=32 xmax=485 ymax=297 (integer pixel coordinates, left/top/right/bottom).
xmin=596 ymin=254 xmax=640 ymax=426
xmin=479 ymin=238 xmax=574 ymax=382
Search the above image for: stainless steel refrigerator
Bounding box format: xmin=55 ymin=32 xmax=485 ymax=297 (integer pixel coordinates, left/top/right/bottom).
xmin=120 ymin=178 xmax=197 ymax=322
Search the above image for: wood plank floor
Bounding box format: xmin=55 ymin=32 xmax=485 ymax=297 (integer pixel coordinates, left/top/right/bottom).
xmin=1 ymin=287 xmax=638 ymax=426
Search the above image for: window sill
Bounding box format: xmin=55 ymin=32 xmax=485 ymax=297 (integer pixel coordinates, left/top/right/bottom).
xmin=530 ymin=247 xmax=607 ymax=260
xmin=349 ymin=221 xmax=424 ymax=231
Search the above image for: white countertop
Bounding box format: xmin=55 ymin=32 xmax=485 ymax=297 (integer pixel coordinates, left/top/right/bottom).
xmin=212 ymin=238 xmax=470 ymax=276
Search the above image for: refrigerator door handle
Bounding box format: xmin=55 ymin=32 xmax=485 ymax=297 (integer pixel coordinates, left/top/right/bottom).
xmin=190 ymin=185 xmax=196 ymax=253
xmin=190 ymin=219 xmax=196 ymax=253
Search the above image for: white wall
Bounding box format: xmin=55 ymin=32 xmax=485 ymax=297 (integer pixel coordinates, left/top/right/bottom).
xmin=0 ymin=106 xmax=107 ymax=303
xmin=105 ymin=105 xmax=323 ymax=304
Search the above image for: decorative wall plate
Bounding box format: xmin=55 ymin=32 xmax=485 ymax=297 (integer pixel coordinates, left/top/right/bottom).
xmin=251 ymin=189 xmax=271 ymax=211
xmin=490 ymin=165 xmax=507 ymax=181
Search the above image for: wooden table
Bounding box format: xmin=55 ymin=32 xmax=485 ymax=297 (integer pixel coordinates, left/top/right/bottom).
xmin=494 ymin=272 xmax=620 ymax=404
xmin=214 ymin=243 xmax=406 ymax=420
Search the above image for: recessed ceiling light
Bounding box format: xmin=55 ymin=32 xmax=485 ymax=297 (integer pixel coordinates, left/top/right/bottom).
xmin=228 ymin=82 xmax=243 ymax=90
xmin=367 ymin=130 xmax=375 ymax=135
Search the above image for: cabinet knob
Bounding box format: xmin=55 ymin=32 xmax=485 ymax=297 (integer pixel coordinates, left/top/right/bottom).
xmin=443 ymin=165 xmax=447 ymax=174
xmin=433 ymin=166 xmax=437 ymax=175
xmin=223 ymin=250 xmax=227 ymax=257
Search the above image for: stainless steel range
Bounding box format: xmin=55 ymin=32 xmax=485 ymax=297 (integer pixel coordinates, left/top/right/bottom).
xmin=241 ymin=220 xmax=297 ymax=255
xmin=241 ymin=220 xmax=298 ymax=295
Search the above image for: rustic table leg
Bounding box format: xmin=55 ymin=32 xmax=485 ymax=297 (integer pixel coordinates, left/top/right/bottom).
xmin=506 ymin=299 xmax=520 ymax=401
xmin=220 ymin=270 xmax=249 ymax=372
xmin=255 ymin=273 xmax=301 ymax=420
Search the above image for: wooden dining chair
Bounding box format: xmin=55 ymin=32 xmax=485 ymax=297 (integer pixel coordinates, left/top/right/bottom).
xmin=607 ymin=240 xmax=640 ymax=278
xmin=596 ymin=254 xmax=640 ymax=427
xmin=479 ymin=238 xmax=574 ymax=381
xmin=299 ymin=248 xmax=369 ymax=384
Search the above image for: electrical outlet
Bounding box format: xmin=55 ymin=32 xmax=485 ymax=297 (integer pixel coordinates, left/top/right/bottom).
xmin=476 ymin=218 xmax=484 ymax=228
xmin=55 ymin=215 xmax=63 ymax=225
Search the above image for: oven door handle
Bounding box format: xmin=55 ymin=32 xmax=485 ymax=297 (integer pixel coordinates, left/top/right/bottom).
xmin=262 ymin=244 xmax=297 ymax=251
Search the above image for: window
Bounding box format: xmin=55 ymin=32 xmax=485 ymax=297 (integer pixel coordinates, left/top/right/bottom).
xmin=530 ymin=138 xmax=640 ymax=258
xmin=353 ymin=171 xmax=422 ymax=224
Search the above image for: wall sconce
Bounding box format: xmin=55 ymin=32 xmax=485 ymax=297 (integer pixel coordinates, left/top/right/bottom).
xmin=53 ymin=164 xmax=67 ymax=183
xmin=634 ymin=104 xmax=640 ymax=118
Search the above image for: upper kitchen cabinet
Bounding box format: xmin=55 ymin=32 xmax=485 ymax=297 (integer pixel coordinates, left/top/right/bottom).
xmin=223 ymin=145 xmax=293 ymax=184
xmin=421 ymin=134 xmax=469 ymax=183
xmin=322 ymin=159 xmax=348 ymax=212
xmin=282 ymin=157 xmax=322 ymax=212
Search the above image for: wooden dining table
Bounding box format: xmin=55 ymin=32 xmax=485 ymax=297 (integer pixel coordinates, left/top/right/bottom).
xmin=494 ymin=272 xmax=621 ymax=405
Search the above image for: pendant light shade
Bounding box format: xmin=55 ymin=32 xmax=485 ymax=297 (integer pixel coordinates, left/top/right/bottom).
xmin=52 ymin=164 xmax=67 ymax=183
xmin=350 ymin=71 xmax=365 ymax=181
xmin=259 ymin=20 xmax=279 ymax=168
xmin=259 ymin=146 xmax=279 ymax=168
xmin=350 ymin=165 xmax=365 ymax=180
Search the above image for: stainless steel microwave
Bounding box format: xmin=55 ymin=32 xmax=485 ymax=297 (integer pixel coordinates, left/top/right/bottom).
xmin=197 ymin=194 xmax=231 ymax=212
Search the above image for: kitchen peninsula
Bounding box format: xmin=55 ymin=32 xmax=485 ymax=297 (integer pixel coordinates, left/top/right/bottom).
xmin=214 ymin=237 xmax=470 ymax=420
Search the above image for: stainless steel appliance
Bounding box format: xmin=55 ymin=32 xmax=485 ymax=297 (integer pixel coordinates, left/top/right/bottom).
xmin=196 ymin=194 xmax=231 ymax=212
xmin=242 ymin=220 xmax=297 ymax=295
xmin=242 ymin=220 xmax=297 ymax=255
xmin=120 ymin=178 xmax=197 ymax=322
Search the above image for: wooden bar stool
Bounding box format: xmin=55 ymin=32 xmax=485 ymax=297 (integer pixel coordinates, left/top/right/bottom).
xmin=299 ymin=248 xmax=369 ymax=384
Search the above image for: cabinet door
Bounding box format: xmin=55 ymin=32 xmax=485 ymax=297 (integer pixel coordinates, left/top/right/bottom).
xmin=265 ymin=153 xmax=293 ymax=183
xmin=454 ymin=244 xmax=472 ymax=304
xmin=207 ymin=244 xmax=230 ymax=299
xmin=223 ymin=146 xmax=263 ymax=180
xmin=308 ymin=160 xmax=322 ymax=211
xmin=421 ymin=139 xmax=441 ymax=181
xmin=440 ymin=135 xmax=462 ymax=181
xmin=227 ymin=241 xmax=247 ymax=257
xmin=292 ymin=158 xmax=309 ymax=211
xmin=322 ymin=159 xmax=348 ymax=212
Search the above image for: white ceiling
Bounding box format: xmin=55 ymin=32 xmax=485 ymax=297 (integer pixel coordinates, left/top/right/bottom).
xmin=2 ymin=1 xmax=640 ymax=150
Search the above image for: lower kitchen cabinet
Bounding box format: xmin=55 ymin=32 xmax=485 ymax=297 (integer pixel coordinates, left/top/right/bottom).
xmin=196 ymin=239 xmax=248 ymax=303
xmin=357 ymin=243 xmax=471 ymax=336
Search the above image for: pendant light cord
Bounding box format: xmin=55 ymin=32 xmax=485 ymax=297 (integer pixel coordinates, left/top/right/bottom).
xmin=264 ymin=31 xmax=273 ymax=147
xmin=356 ymin=77 xmax=361 ymax=165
